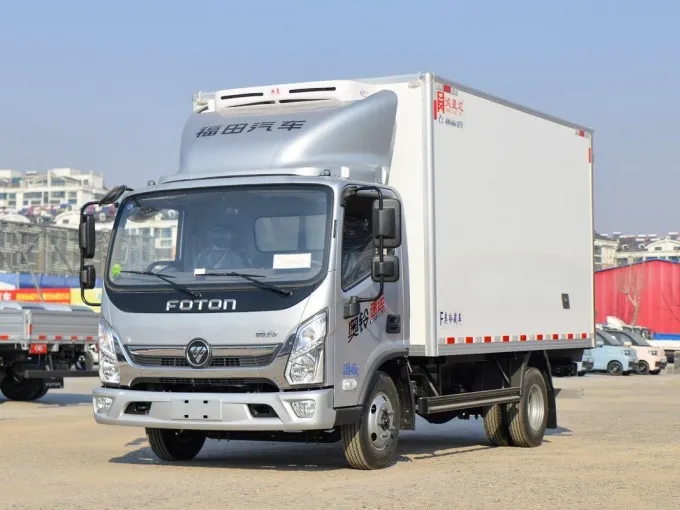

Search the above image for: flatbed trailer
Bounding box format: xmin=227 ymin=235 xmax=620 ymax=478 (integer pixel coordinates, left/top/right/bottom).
xmin=0 ymin=301 xmax=99 ymax=401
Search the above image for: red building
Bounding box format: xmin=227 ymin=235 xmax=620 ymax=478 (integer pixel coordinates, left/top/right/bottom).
xmin=594 ymin=260 xmax=680 ymax=335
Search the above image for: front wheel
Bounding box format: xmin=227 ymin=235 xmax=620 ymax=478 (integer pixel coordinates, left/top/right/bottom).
xmin=636 ymin=361 xmax=650 ymax=375
xmin=341 ymin=371 xmax=401 ymax=470
xmin=146 ymin=428 xmax=207 ymax=461
xmin=607 ymin=361 xmax=624 ymax=376
xmin=506 ymin=367 xmax=549 ymax=448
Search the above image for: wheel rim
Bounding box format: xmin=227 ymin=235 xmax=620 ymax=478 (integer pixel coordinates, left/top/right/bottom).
xmin=527 ymin=384 xmax=545 ymax=432
xmin=609 ymin=362 xmax=622 ymax=375
xmin=367 ymin=391 xmax=395 ymax=451
xmin=638 ymin=362 xmax=649 ymax=374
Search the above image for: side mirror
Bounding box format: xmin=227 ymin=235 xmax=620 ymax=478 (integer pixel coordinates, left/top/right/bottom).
xmin=80 ymin=264 xmax=97 ymax=290
xmin=372 ymin=198 xmax=402 ymax=248
xmin=79 ymin=213 xmax=96 ymax=259
xmin=344 ymin=296 xmax=361 ymax=319
xmin=372 ymin=255 xmax=400 ymax=283
xmin=595 ymin=340 xmax=604 ymax=347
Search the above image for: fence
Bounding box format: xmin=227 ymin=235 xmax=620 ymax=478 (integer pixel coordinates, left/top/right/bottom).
xmin=0 ymin=220 xmax=149 ymax=278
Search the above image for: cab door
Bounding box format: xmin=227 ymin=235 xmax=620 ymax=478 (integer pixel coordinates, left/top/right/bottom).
xmin=333 ymin=190 xmax=405 ymax=408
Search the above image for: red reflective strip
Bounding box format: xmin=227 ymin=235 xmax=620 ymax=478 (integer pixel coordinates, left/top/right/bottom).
xmin=446 ymin=337 xmax=455 ymax=344
xmin=443 ymin=84 xmax=452 ymax=93
xmin=0 ymin=335 xmax=9 ymax=340
xmin=71 ymin=336 xmax=78 ymax=341
xmin=552 ymin=334 xmax=559 ymax=340
xmin=86 ymin=336 xmax=94 ymax=341
xmin=567 ymin=333 xmax=574 ymax=340
xmin=581 ymin=333 xmax=588 ymax=339
xmin=577 ymin=130 xmax=585 ymax=137
xmin=502 ymin=335 xmax=510 ymax=342
xmin=55 ymin=335 xmax=63 ymax=340
xmin=519 ymin=335 xmax=527 ymax=342
xmin=465 ymin=337 xmax=474 ymax=344
xmin=588 ymin=147 xmax=592 ymax=163
xmin=483 ymin=336 xmax=492 ymax=343
xmin=433 ymin=100 xmax=438 ymax=120
xmin=38 ymin=335 xmax=47 ymax=340
xmin=536 ymin=334 xmax=544 ymax=341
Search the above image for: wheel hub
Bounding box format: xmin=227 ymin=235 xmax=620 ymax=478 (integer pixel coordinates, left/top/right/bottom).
xmin=527 ymin=384 xmax=545 ymax=432
xmin=367 ymin=391 xmax=395 ymax=450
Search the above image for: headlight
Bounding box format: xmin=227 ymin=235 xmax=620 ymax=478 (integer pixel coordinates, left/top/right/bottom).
xmin=98 ymin=318 xmax=120 ymax=384
xmin=285 ymin=310 xmax=327 ymax=385
xmin=650 ymin=350 xmax=658 ymax=356
xmin=622 ymin=349 xmax=631 ymax=356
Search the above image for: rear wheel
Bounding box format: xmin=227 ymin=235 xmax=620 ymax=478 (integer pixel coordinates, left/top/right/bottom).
xmin=0 ymin=373 xmax=45 ymax=401
xmin=482 ymin=403 xmax=512 ymax=446
xmin=506 ymin=367 xmax=549 ymax=448
xmin=146 ymin=428 xmax=207 ymax=461
xmin=341 ymin=371 xmax=401 ymax=470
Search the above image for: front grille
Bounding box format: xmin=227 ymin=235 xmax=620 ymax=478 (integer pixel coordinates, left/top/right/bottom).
xmin=130 ymin=377 xmax=278 ymax=393
xmin=125 ymin=344 xmax=281 ymax=369
xmin=128 ymin=353 xmax=276 ymax=368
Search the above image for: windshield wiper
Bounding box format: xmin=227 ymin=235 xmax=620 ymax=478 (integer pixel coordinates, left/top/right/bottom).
xmin=197 ymin=271 xmax=292 ymax=297
xmin=119 ymin=270 xmax=202 ymax=299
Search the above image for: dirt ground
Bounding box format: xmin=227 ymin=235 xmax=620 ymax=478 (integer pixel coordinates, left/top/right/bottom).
xmin=1 ymin=372 xmax=679 ymax=510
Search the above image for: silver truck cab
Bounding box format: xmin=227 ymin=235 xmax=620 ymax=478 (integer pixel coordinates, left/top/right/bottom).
xmin=81 ymin=86 xmax=408 ymax=468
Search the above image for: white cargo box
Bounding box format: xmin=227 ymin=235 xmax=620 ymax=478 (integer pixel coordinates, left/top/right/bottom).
xmin=191 ymin=73 xmax=594 ymax=359
xmin=359 ymin=74 xmax=594 ymax=357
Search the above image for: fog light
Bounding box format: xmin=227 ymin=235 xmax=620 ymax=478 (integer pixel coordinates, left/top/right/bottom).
xmin=94 ymin=396 xmax=113 ymax=413
xmin=291 ymin=400 xmax=316 ymax=418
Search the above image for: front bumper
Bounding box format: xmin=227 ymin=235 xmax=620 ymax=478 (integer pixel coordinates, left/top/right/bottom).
xmin=580 ymin=360 xmax=594 ymax=371
xmin=656 ymin=360 xmax=668 ymax=370
xmin=92 ymin=387 xmax=337 ymax=431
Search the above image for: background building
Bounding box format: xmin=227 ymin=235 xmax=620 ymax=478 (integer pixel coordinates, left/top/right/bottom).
xmin=594 ymin=232 xmax=680 ymax=270
xmin=0 ymin=167 xmax=110 ymax=223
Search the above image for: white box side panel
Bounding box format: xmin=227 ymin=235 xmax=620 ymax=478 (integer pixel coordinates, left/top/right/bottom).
xmin=431 ymin=84 xmax=594 ymax=355
xmin=371 ymin=80 xmax=428 ymax=348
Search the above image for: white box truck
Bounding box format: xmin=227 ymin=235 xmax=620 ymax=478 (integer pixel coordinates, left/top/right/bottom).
xmin=80 ymin=72 xmax=594 ymax=469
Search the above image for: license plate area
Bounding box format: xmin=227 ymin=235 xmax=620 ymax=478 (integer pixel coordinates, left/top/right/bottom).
xmin=170 ymin=398 xmax=222 ymax=421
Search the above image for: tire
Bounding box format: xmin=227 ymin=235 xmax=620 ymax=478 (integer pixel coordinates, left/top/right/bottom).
xmin=32 ymin=382 xmax=49 ymax=400
xmin=145 ymin=428 xmax=207 ymax=461
xmin=650 ymin=370 xmax=661 ymax=375
xmin=0 ymin=375 xmax=45 ymax=401
xmin=577 ymin=371 xmax=586 ymax=377
xmin=607 ymin=361 xmax=624 ymax=376
xmin=506 ymin=367 xmax=549 ymax=448
xmin=637 ymin=361 xmax=650 ymax=375
xmin=84 ymin=351 xmax=96 ymax=371
xmin=482 ymin=403 xmax=512 ymax=446
xmin=341 ymin=371 xmax=401 ymax=470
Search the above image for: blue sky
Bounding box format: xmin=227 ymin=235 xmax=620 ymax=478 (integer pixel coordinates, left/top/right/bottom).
xmin=0 ymin=0 xmax=678 ymax=233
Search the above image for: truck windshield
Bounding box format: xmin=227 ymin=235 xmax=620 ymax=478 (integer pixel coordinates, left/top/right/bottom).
xmin=106 ymin=184 xmax=333 ymax=290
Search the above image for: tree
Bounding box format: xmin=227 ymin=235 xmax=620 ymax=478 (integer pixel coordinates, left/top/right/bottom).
xmin=617 ymin=264 xmax=645 ymax=326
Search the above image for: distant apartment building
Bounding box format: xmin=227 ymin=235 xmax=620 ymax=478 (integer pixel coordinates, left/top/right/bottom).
xmin=0 ymin=167 xmax=108 ymax=215
xmin=594 ymin=232 xmax=680 ymax=270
